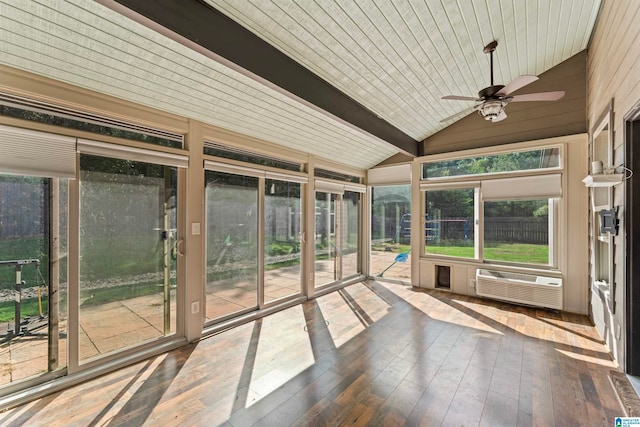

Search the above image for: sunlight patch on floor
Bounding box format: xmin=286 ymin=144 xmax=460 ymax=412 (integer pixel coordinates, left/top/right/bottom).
xmin=555 ymin=348 xmax=617 ymax=368
xmin=245 ymin=305 xmax=315 ymax=407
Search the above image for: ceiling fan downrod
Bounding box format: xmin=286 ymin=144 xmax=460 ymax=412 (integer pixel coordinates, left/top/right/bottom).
xmin=484 ymin=40 xmax=497 ymax=86
xmin=481 ymin=40 xmax=503 ymax=98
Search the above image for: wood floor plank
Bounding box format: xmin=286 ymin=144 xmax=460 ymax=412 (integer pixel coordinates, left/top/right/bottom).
xmin=0 ymin=280 xmax=626 ymax=427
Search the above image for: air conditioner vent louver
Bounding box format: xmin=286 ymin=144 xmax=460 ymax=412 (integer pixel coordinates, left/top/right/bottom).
xmin=475 ymin=269 xmax=562 ymax=310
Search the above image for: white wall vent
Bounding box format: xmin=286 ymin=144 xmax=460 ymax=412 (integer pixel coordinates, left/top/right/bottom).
xmin=475 ymin=269 xmax=563 ymax=310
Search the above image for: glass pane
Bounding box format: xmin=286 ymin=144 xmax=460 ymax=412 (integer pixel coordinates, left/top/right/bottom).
xmin=0 ymin=175 xmax=68 ymax=386
xmin=264 ymin=179 xmax=302 ymax=303
xmin=423 ymin=147 xmax=560 ymax=179
xmin=79 ymin=155 xmax=177 ymax=362
xmin=424 ymin=189 xmax=475 ymax=259
xmin=484 ymin=199 xmax=550 ymax=265
xmin=370 ymin=185 xmax=411 ymax=280
xmin=315 ymin=192 xmax=338 ymax=287
xmin=342 ymin=191 xmax=361 ymax=278
xmin=205 ymin=171 xmax=258 ymax=322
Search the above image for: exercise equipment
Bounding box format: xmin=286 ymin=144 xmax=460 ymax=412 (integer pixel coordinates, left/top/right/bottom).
xmin=0 ymin=258 xmax=45 ymax=340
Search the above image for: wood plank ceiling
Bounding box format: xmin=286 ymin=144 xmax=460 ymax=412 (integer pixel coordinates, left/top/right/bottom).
xmin=0 ymin=0 xmax=601 ymax=169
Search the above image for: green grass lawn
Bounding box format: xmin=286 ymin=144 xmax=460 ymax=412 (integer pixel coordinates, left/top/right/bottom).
xmin=425 ymin=242 xmax=548 ymax=264
xmin=0 ymin=298 xmax=48 ymax=323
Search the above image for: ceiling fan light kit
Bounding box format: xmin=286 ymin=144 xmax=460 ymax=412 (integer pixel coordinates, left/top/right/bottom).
xmin=441 ymin=40 xmax=565 ymax=123
xmin=479 ymin=100 xmax=507 ymax=121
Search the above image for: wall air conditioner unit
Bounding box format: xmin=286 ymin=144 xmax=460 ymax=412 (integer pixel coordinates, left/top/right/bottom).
xmin=475 ymin=269 xmax=563 ymax=310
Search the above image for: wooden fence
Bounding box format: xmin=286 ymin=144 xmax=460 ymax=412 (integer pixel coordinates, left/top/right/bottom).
xmin=483 ymin=217 xmax=548 ymax=244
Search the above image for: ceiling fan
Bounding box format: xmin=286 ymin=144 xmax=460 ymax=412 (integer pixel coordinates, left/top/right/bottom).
xmin=440 ymin=40 xmax=565 ymax=123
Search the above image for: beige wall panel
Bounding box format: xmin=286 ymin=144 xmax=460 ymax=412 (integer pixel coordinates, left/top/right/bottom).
xmin=422 ymin=51 xmax=587 ymax=155
xmin=586 ymin=0 xmax=640 ymax=371
xmin=564 ymin=139 xmax=589 ymax=314
xmin=0 ymin=65 xmax=189 ymax=134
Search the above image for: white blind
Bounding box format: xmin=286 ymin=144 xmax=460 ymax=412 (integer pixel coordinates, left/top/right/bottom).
xmin=315 ymin=179 xmax=366 ymax=194
xmin=481 ymin=174 xmax=562 ymax=200
xmin=420 ymin=181 xmax=480 ymax=191
xmin=204 ymin=160 xmax=309 ymax=183
xmin=0 ymin=124 xmax=76 ymax=178
xmin=78 ymin=139 xmax=188 ymax=168
xmin=315 ymin=179 xmax=344 ymax=194
xmin=344 ymin=183 xmax=366 ymax=193
xmin=204 ymin=160 xmax=264 ymax=178
xmin=265 ymin=170 xmax=308 ymax=184
xmin=367 ymin=164 xmax=411 ymax=185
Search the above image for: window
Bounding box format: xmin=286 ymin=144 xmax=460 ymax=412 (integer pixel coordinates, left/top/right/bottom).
xmin=421 ymin=146 xmax=563 ymax=268
xmin=484 ymin=199 xmax=552 ymax=265
xmin=423 ymin=147 xmax=560 ymax=179
xmin=424 ymin=188 xmax=475 ymax=259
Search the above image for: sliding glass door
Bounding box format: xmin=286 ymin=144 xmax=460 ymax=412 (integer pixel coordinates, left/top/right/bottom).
xmin=205 ymin=171 xmax=259 ymax=322
xmin=78 ymin=154 xmax=178 ymax=362
xmin=204 ymin=167 xmax=304 ymax=325
xmin=314 ymin=191 xmax=339 ymax=286
xmin=314 ymin=188 xmax=362 ymax=288
xmin=0 ymin=175 xmax=68 ymax=386
xmin=264 ymin=179 xmax=302 ymax=303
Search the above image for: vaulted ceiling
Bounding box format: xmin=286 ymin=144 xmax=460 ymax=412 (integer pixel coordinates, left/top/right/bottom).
xmin=0 ymin=0 xmax=601 ymax=169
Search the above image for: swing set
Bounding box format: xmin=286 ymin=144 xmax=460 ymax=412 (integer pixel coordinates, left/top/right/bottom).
xmin=0 ymin=258 xmax=47 ymax=340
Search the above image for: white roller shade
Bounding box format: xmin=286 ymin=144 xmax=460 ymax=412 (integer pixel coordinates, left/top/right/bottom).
xmin=78 ymin=139 xmax=188 ymax=168
xmin=204 ymin=161 xmax=308 ymax=183
xmin=367 ymin=164 xmax=411 ymax=185
xmin=0 ymin=124 xmax=76 ymax=178
xmin=265 ymin=170 xmax=308 ymax=184
xmin=315 ymin=179 xmax=344 ymax=194
xmin=204 ymin=160 xmax=264 ymax=178
xmin=420 ymin=181 xmax=480 ymax=191
xmin=482 ymin=174 xmax=562 ymax=200
xmin=344 ymin=183 xmax=366 ymax=193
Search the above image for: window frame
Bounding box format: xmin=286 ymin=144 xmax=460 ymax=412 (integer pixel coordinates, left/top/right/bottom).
xmin=420 ymin=182 xmax=480 ymax=261
xmin=421 ymin=144 xmax=564 ymax=181
xmin=419 ymin=142 xmax=565 ymax=270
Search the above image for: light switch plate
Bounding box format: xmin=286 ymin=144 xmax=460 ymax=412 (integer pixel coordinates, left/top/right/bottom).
xmin=191 ymin=222 xmax=201 ymax=235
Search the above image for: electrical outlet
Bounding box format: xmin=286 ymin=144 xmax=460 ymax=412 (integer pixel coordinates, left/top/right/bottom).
xmin=191 ymin=301 xmax=199 ymax=314
xmin=470 ymin=279 xmax=476 ymax=289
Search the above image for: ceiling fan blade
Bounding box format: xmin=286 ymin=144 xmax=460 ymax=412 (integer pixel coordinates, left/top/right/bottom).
xmin=496 ymin=75 xmax=538 ymax=96
xmin=442 ymin=95 xmax=481 ymax=101
xmin=492 ymin=110 xmax=508 ymax=122
xmin=510 ymin=91 xmax=566 ymax=102
xmin=439 ymin=106 xmax=478 ymax=123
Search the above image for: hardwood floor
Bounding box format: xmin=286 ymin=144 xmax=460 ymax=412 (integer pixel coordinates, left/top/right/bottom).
xmin=0 ymin=281 xmax=624 ymax=426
